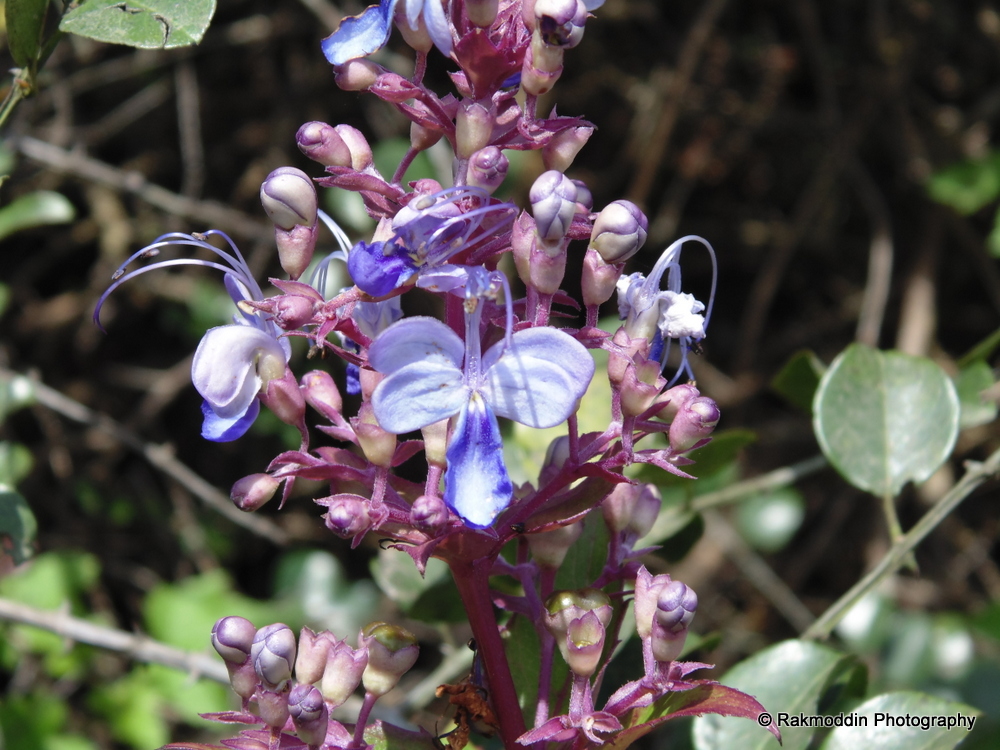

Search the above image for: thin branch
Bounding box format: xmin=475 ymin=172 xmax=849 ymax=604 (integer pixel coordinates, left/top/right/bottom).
xmin=11 ymin=136 xmax=270 ymax=241
xmin=803 ymin=446 xmax=1000 ymax=640
xmin=691 ymin=454 xmax=827 ymax=513
xmin=1 ymin=367 xmax=290 ymax=546
xmin=851 ymin=160 xmax=894 ymax=348
xmin=0 ymin=597 xmax=229 ymax=684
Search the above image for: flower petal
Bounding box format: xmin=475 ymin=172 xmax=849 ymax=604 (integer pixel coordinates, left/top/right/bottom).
xmin=482 ymin=327 xmax=595 ymax=428
xmin=444 ymin=394 xmax=512 ymax=528
xmin=347 ymin=240 xmax=417 ymax=297
xmin=201 ymin=399 xmax=260 ymax=442
xmin=193 ymin=325 xmax=287 ymax=419
xmin=321 ymin=0 xmax=399 ymax=66
xmin=371 ymin=361 xmax=468 ymax=433
xmin=368 ymin=316 xmax=465 ymax=373
xmin=420 ymin=0 xmax=453 ymax=58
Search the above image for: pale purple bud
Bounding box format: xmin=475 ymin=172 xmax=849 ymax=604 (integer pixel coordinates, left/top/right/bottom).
xmin=334 ymin=124 xmax=374 ymax=172
xmin=566 ymin=610 xmax=606 ymax=677
xmin=261 ymin=167 xmax=317 ymax=231
xmin=212 ymin=616 xmax=256 ymax=665
xmin=421 ymin=419 xmax=449 ymax=467
xmin=467 ymin=146 xmax=509 ymax=194
xmin=394 ymin=4 xmax=432 ymax=53
xmin=231 ymin=473 xmax=280 ymax=512
xmin=288 ymin=683 xmax=328 ymax=747
xmin=257 ymin=688 xmax=290 ymax=729
xmin=535 ymin=0 xmax=588 ymax=48
xmin=668 ymin=396 xmax=720 ymax=453
xmin=529 ymin=26 xmax=565 ymax=72
xmin=301 ymin=370 xmax=343 ymax=421
xmin=410 ymin=120 xmax=443 ymax=152
xmin=467 ymin=0 xmax=499 ymax=27
xmin=530 ymin=170 xmax=577 ymax=243
xmin=275 ymin=223 xmax=318 ymax=280
xmin=295 ymin=627 xmax=333 ymax=685
xmin=322 ymin=639 xmax=368 ymax=707
xmin=621 ymin=358 xmax=667 ymax=418
xmin=543 ymin=126 xmax=594 ymax=172
xmin=591 ymin=200 xmax=648 ymax=263
xmin=361 ymin=622 xmax=420 ymax=697
xmin=410 ymin=494 xmax=450 ymax=533
xmin=322 ymin=495 xmax=373 ymax=540
xmin=456 ymin=102 xmax=493 ymax=160
xmin=259 ymin=294 xmax=317 ymax=330
xmin=582 ymin=248 xmax=620 ymax=307
xmin=544 ymin=588 xmax=613 ymax=642
xmin=539 ymin=434 xmax=571 ymax=486
xmin=650 ymin=581 xmax=697 ymax=663
xmin=511 ymin=210 xmax=535 ymax=287
xmin=260 ymin=369 xmax=306 ymax=429
xmin=602 ymin=483 xmax=661 ymax=536
xmin=297 ymin=121 xmax=352 ymax=167
xmin=251 ymin=623 xmax=297 ymax=691
xmin=522 ymin=42 xmax=563 ymax=96
xmin=528 ymin=522 xmax=583 ymax=568
xmin=353 ymin=401 xmax=397 ymax=468
xmin=651 ymin=383 xmax=700 ymax=422
xmin=572 ymin=179 xmax=593 ymax=212
xmin=633 ymin=566 xmax=672 ymax=640
xmin=334 ymin=59 xmax=382 ymax=91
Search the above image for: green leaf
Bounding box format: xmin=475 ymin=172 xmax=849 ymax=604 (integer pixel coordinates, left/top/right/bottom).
xmin=955 ymin=360 xmax=997 ymax=429
xmin=819 ymin=692 xmax=979 ymax=750
xmin=958 ymin=325 xmax=1000 ymax=367
xmin=5 ymin=0 xmax=49 ymax=67
xmin=0 ymin=442 xmax=34 ymax=487
xmin=989 ymin=204 xmax=1000 ymax=258
xmin=771 ymin=350 xmax=826 ymax=412
xmin=370 ymin=546 xmax=449 ymax=611
xmin=736 ymin=488 xmax=806 ymax=553
xmin=813 ymin=344 xmax=960 ymax=497
xmin=692 ymin=639 xmax=859 ymax=750
xmin=553 ymin=508 xmax=609 ymax=591
xmin=0 ymin=490 xmax=36 ymax=568
xmin=927 ymin=151 xmax=1000 ymax=214
xmin=59 ymin=0 xmax=216 ymax=49
xmin=0 ymin=191 xmax=75 ymax=241
xmin=363 ymin=719 xmax=442 ymax=750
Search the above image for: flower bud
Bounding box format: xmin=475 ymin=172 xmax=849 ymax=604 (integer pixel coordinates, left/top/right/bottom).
xmin=251 ymin=623 xmax=297 ymax=691
xmin=295 ymin=627 xmax=333 ymax=685
xmin=572 ymin=179 xmax=593 ymax=213
xmin=521 ymin=49 xmax=563 ymax=97
xmin=353 ymin=401 xmax=397 ymax=467
xmin=230 ymin=473 xmax=280 ymax=512
xmin=261 ymin=369 xmax=306 ymax=429
xmin=275 ymin=224 xmax=319 ymax=280
xmin=633 ymin=566 xmax=673 ymax=640
xmin=582 ymin=248 xmax=621 ymax=307
xmin=322 ymin=494 xmax=374 ymax=540
xmin=261 ymin=167 xmax=317 ymax=231
xmin=566 ymin=610 xmax=606 ymax=677
xmin=322 ymin=639 xmax=368 ymax=708
xmin=467 ymin=146 xmax=509 ymax=194
xmin=527 ymin=522 xmax=583 ymax=568
xmin=257 ymin=688 xmax=290 ymax=729
xmin=334 ymin=124 xmax=374 ymax=171
xmin=467 ymin=0 xmax=499 ymax=26
xmin=544 ymin=588 xmax=613 ymax=641
xmin=510 ymin=210 xmax=536 ymax=287
xmin=395 ymin=4 xmax=433 ymax=53
xmin=651 ymin=581 xmax=697 ymax=663
xmin=361 ymin=622 xmax=419 ymax=697
xmin=334 ymin=59 xmax=382 ymax=91
xmin=296 ymin=121 xmax=352 ymax=168
xmin=530 ymin=170 xmax=577 ymax=243
xmin=543 ymin=126 xmax=594 ymax=172
xmin=421 ymin=419 xmax=449 ymax=466
xmin=410 ymin=120 xmax=443 ymax=152
xmin=602 ymin=483 xmax=661 ymax=536
xmin=539 ymin=434 xmax=571 ymax=486
xmin=288 ymin=683 xmax=329 ymax=747
xmin=535 ymin=0 xmax=587 ymax=47
xmin=651 ymin=382 xmax=700 ymax=422
xmin=621 ymin=358 xmax=667 ymax=418
xmin=456 ymin=102 xmax=493 ymax=160
xmin=591 ymin=200 xmax=648 ymax=263
xmin=301 ymin=370 xmax=343 ymax=421
xmin=668 ymin=396 xmax=720 ymax=453
xmin=410 ymin=494 xmax=450 ymax=533
xmin=212 ymin=616 xmax=257 ymax=665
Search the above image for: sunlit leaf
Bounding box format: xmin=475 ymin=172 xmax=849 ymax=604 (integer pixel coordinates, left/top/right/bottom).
xmin=59 ymin=0 xmax=216 ymax=49
xmin=819 ymin=692 xmax=979 ymax=750
xmin=927 ymin=150 xmax=1000 ymax=215
xmin=0 ymin=191 xmax=75 ymax=241
xmin=955 ymin=360 xmax=997 ymax=429
xmin=813 ymin=344 xmax=959 ymax=497
xmin=693 ymin=639 xmax=858 ymax=750
xmin=5 ymin=0 xmax=49 ymax=67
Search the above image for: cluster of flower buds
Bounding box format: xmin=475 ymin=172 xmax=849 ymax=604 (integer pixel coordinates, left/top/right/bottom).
xmin=209 ymin=616 xmax=419 ymax=749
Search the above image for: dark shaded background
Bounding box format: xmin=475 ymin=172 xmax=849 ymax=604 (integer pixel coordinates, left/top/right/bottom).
xmin=2 ymin=0 xmax=999 ymax=747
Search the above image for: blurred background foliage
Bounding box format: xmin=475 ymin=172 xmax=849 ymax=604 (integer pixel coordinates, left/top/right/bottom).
xmin=1 ymin=0 xmax=1000 ymax=748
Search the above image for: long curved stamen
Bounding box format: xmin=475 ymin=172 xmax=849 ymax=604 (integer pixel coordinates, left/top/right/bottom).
xmin=310 ymin=210 xmax=353 ymax=298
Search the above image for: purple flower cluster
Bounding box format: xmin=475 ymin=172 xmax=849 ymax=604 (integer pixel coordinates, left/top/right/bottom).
xmin=101 ymin=1 xmax=783 ymax=748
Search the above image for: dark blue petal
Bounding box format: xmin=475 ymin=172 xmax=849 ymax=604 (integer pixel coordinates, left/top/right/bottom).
xmin=346 ymin=363 xmax=361 ymax=395
xmin=444 ymin=394 xmax=513 ymax=528
xmin=347 ymin=240 xmax=416 ymax=297
xmin=321 ymin=0 xmax=398 ymax=66
xmin=201 ymin=399 xmax=259 ymax=442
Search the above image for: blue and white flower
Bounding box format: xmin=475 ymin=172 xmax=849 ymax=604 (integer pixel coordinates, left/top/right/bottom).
xmin=322 ymin=0 xmax=452 ymax=66
xmin=367 ymin=284 xmax=594 ymax=527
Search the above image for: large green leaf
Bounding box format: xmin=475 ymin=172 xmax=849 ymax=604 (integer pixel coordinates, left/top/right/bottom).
xmin=692 ymin=639 xmax=858 ymax=750
xmin=5 ymin=0 xmax=49 ymax=67
xmin=819 ymin=692 xmax=979 ymax=750
xmin=0 ymin=191 xmax=75 ymax=241
xmin=59 ymin=0 xmax=216 ymax=49
xmin=813 ymin=344 xmax=959 ymax=497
